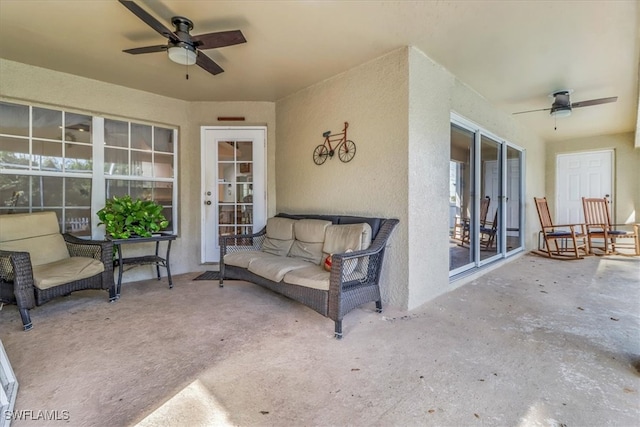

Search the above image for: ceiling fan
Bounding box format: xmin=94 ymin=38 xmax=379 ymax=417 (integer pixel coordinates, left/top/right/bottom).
xmin=512 ymin=90 xmax=618 ymax=118
xmin=118 ymin=0 xmax=246 ymax=76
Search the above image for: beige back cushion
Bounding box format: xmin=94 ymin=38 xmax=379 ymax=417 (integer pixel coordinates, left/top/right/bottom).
xmin=322 ymin=223 xmax=372 ymax=254
xmin=289 ymin=219 xmax=331 ymax=264
xmin=0 ymin=211 xmax=70 ymax=266
xmin=261 ymin=217 xmax=296 ymax=256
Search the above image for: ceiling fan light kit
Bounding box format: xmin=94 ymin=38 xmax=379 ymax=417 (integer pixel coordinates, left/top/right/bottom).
xmin=549 ymin=90 xmax=573 ymax=118
xmin=118 ymin=0 xmax=246 ymax=76
xmin=512 ymin=89 xmax=618 ymax=122
xmin=550 ymin=106 xmax=572 ymax=119
xmin=168 ymin=43 xmax=196 ymax=65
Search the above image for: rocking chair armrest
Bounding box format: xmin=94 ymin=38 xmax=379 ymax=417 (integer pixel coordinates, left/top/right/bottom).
xmin=585 ymin=222 xmax=608 ymax=229
xmin=608 ymin=223 xmax=639 ymax=230
xmin=549 ymin=223 xmax=585 ymax=229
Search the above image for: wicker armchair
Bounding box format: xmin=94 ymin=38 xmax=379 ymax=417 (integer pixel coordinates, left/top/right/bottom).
xmin=0 ymin=212 xmax=115 ymax=330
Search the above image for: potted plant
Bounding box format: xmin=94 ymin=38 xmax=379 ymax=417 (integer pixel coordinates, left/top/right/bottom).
xmin=97 ymin=195 xmax=169 ymax=239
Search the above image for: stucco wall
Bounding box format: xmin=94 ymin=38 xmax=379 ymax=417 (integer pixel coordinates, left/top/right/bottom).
xmin=275 ymin=49 xmax=410 ymax=308
xmin=275 ymin=47 xmax=548 ymax=311
xmin=545 ymin=132 xmax=639 ymax=224
xmin=406 ymin=48 xmax=454 ymax=309
xmin=0 ymin=59 xmax=276 ymax=282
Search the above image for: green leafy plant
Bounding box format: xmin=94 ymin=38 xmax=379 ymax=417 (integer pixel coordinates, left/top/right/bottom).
xmin=97 ymin=195 xmax=169 ymax=239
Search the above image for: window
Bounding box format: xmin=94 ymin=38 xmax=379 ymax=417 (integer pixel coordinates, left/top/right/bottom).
xmin=0 ymin=101 xmax=178 ymax=237
xmin=104 ymin=119 xmax=176 ymax=233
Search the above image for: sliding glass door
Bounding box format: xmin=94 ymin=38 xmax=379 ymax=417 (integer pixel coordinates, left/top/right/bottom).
xmin=449 ymin=114 xmax=524 ymax=276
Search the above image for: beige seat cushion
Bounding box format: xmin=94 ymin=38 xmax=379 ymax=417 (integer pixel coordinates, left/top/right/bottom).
xmin=261 ymin=217 xmax=296 ymax=256
xmin=224 ymin=251 xmax=276 ymax=269
xmin=288 ymin=219 xmax=331 ymax=264
xmin=283 ymin=265 xmax=330 ymax=291
xmin=32 ymin=257 xmax=105 ymax=290
xmin=247 ymin=256 xmax=311 ymax=282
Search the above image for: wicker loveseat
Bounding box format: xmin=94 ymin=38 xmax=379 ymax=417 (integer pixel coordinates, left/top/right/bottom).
xmin=220 ymin=214 xmax=399 ymax=338
xmin=0 ymin=212 xmax=116 ymax=330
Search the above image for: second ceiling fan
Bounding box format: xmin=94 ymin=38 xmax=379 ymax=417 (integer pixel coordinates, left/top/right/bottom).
xmin=513 ymin=90 xmax=618 ymax=118
xmin=119 ymin=0 xmax=246 ymax=76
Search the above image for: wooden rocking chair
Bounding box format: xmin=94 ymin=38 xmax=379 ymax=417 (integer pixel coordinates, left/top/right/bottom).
xmin=582 ymin=197 xmax=639 ymax=256
xmin=454 ymin=196 xmax=490 ymax=246
xmin=533 ymin=197 xmax=589 ymax=260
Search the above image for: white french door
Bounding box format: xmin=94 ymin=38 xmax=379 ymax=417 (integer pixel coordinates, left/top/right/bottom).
xmin=200 ymin=127 xmax=266 ymax=263
xmin=556 ymin=150 xmax=613 ymax=224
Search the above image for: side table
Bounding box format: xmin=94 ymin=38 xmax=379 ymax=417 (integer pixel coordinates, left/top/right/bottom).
xmin=108 ymin=233 xmax=177 ymax=299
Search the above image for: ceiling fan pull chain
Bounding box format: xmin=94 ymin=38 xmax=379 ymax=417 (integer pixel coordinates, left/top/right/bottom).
xmin=186 ymin=62 xmax=189 ymax=80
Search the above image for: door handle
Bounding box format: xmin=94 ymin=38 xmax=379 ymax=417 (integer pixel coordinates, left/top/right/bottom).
xmin=204 ymin=200 xmax=211 ymax=205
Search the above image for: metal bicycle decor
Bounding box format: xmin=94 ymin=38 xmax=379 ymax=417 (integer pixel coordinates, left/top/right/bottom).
xmin=313 ymin=121 xmax=356 ymax=165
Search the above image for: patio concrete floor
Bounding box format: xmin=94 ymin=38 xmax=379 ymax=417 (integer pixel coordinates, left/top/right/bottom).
xmin=0 ymin=252 xmax=638 ymax=426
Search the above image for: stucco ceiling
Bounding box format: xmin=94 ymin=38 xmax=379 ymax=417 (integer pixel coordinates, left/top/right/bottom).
xmin=0 ymin=0 xmax=638 ymax=143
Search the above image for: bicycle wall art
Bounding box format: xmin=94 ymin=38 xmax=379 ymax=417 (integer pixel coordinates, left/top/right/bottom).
xmin=313 ymin=121 xmax=356 ymax=165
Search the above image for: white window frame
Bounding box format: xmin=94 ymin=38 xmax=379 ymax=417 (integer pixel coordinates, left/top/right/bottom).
xmin=0 ymin=101 xmax=179 ymax=239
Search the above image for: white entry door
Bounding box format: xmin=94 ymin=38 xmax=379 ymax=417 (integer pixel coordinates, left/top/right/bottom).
xmin=556 ymin=150 xmax=613 ymax=224
xmin=201 ymin=127 xmax=266 ymax=263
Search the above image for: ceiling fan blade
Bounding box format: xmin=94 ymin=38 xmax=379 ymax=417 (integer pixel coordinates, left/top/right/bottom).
xmin=123 ymin=45 xmax=168 ymax=55
xmin=118 ymin=0 xmax=177 ymax=42
xmin=192 ymin=30 xmax=247 ymax=50
xmin=571 ymin=96 xmax=618 ymax=109
xmin=512 ymin=107 xmax=552 ymax=115
xmin=196 ymin=51 xmax=224 ymax=75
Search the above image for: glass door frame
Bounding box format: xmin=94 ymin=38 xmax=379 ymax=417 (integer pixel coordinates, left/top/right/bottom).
xmin=449 ymin=113 xmax=525 ymax=278
xmin=200 ymin=126 xmax=267 ymax=263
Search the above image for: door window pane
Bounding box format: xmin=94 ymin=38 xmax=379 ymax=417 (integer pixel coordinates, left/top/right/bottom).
xmin=217 ymin=140 xmax=255 ymax=238
xmin=449 ymin=124 xmax=474 ymax=272
xmin=506 ymin=146 xmax=523 ymax=252
xmin=480 ymin=135 xmax=501 ymax=261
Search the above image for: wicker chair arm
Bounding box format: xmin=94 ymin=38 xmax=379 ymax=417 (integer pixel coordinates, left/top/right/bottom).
xmin=329 ymin=218 xmax=399 ymax=291
xmin=220 ymin=227 xmax=267 ymax=256
xmin=0 ymin=249 xmax=36 ymax=309
xmin=63 ymin=234 xmax=113 ymax=263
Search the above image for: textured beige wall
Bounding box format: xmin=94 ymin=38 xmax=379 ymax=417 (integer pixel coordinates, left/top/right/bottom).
xmin=0 ymin=59 xmax=276 ymax=282
xmin=275 ymin=49 xmax=410 ymax=307
xmin=406 ymin=48 xmax=454 ymax=308
xmin=545 ymin=132 xmax=639 ymax=224
xmin=275 ymin=47 xmax=548 ymax=311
